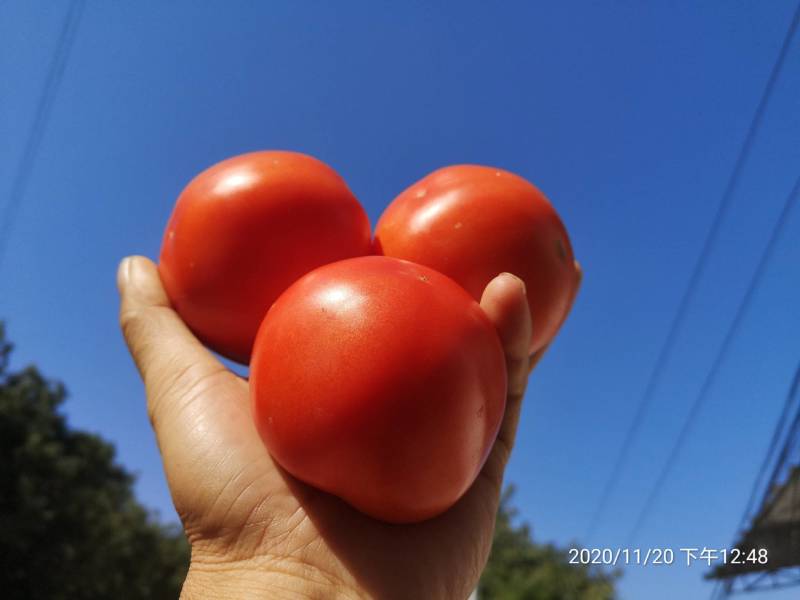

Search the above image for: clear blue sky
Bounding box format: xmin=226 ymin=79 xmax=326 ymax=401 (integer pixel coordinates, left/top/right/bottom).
xmin=2 ymin=2 xmax=800 ymax=599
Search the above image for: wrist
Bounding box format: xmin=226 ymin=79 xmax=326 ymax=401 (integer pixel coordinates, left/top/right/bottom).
xmin=181 ymin=555 xmax=365 ymax=600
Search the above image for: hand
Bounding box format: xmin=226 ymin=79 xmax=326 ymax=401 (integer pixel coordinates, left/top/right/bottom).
xmin=117 ymin=256 xmax=581 ymax=600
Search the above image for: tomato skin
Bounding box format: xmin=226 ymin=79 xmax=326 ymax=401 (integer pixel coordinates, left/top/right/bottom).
xmin=158 ymin=151 xmax=371 ymax=363
xmin=250 ymin=256 xmax=507 ymax=523
xmin=374 ymin=165 xmax=577 ymax=354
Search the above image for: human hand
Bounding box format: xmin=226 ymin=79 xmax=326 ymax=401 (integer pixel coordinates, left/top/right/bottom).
xmin=117 ymin=256 xmax=581 ymax=599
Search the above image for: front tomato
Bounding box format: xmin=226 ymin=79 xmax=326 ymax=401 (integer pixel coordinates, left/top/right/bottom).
xmin=375 ymin=165 xmax=578 ymax=354
xmin=159 ymin=151 xmax=371 ymax=363
xmin=250 ymin=256 xmax=507 ymax=523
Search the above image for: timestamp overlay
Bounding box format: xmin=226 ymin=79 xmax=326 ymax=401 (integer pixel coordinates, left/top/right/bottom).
xmin=568 ymin=547 xmax=769 ymax=568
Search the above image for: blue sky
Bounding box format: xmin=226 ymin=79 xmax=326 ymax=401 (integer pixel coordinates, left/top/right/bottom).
xmin=2 ymin=2 xmax=800 ymax=599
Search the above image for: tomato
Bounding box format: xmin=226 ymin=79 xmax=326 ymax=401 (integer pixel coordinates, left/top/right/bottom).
xmin=158 ymin=151 xmax=371 ymax=363
xmin=250 ymin=256 xmax=507 ymax=523
xmin=374 ymin=165 xmax=577 ymax=354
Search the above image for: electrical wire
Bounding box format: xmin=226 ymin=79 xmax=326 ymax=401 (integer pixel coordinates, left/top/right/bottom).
xmin=758 ymin=368 xmax=800 ymax=515
xmin=585 ymin=0 xmax=800 ymax=542
xmin=0 ymin=0 xmax=85 ymax=273
xmin=709 ymin=362 xmax=800 ymax=599
xmin=627 ymin=173 xmax=800 ymax=544
xmin=737 ymin=362 xmax=800 ymax=534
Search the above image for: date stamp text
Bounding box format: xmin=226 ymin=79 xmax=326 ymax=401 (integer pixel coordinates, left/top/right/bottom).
xmin=567 ymin=547 xmax=768 ymax=568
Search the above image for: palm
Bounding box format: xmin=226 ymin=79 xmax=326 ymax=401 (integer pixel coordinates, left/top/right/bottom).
xmin=162 ymin=363 xmax=506 ymax=600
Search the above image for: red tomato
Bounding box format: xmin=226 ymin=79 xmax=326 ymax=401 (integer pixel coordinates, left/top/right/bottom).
xmin=158 ymin=151 xmax=371 ymax=363
xmin=375 ymin=165 xmax=577 ymax=354
xmin=250 ymin=256 xmax=507 ymax=523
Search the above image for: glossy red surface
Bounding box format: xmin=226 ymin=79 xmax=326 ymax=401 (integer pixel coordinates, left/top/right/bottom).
xmin=375 ymin=165 xmax=577 ymax=353
xmin=159 ymin=151 xmax=371 ymax=363
xmin=250 ymin=256 xmax=507 ymax=523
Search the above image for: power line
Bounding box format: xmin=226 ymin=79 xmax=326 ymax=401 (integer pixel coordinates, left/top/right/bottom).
xmin=757 ymin=365 xmax=800 ymax=515
xmin=584 ymin=0 xmax=800 ymax=541
xmin=737 ymin=361 xmax=800 ymax=534
xmin=0 ymin=0 xmax=85 ymax=273
xmin=627 ymin=172 xmax=800 ymax=544
xmin=708 ymin=362 xmax=800 ymax=600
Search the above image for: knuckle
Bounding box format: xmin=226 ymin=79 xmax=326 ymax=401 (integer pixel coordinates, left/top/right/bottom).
xmin=119 ymin=305 xmax=172 ymax=342
xmin=119 ymin=307 xmax=146 ymax=341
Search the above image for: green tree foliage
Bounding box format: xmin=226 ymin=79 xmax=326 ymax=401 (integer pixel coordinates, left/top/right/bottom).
xmin=479 ymin=485 xmax=619 ymax=600
xmin=0 ymin=324 xmax=189 ymax=600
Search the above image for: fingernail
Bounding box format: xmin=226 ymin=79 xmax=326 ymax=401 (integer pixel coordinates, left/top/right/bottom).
xmin=500 ymin=272 xmax=526 ymax=294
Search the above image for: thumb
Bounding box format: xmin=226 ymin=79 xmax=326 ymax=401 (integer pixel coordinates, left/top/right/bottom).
xmin=480 ymin=272 xmax=532 ymax=474
xmin=117 ymin=255 xmax=227 ymax=429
